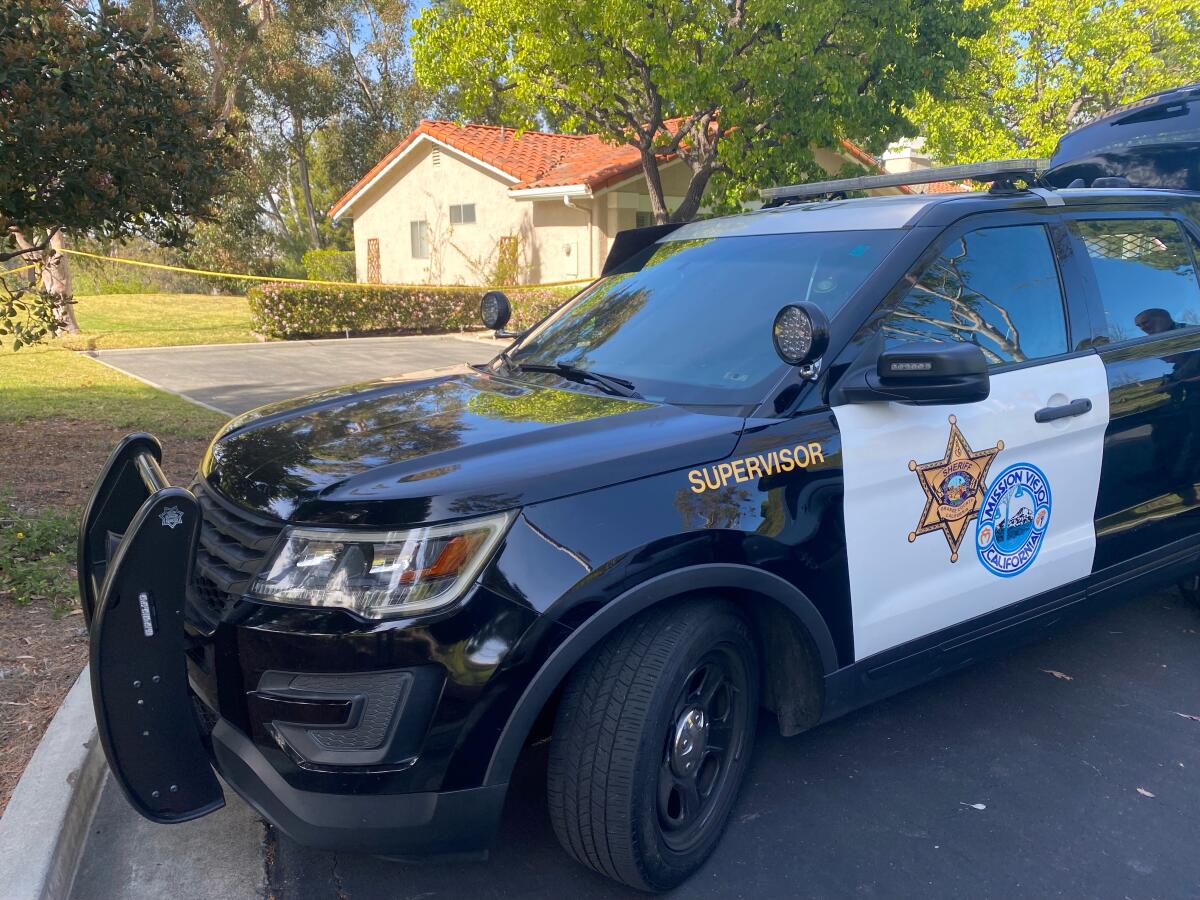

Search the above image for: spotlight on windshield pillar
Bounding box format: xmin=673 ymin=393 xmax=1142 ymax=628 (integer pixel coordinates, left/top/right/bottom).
xmin=772 ymin=302 xmax=830 ymax=366
xmin=480 ymin=291 xmax=512 ymax=332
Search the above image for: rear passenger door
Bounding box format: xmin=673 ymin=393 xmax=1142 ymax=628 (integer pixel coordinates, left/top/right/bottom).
xmin=1070 ymin=215 xmax=1200 ymax=570
xmin=833 ymin=217 xmax=1111 ymax=661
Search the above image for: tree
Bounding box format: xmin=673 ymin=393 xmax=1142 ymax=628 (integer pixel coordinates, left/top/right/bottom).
xmin=322 ymin=0 xmax=442 ymax=187
xmin=911 ymin=0 xmax=1200 ymax=163
xmin=413 ymin=0 xmax=986 ymax=224
xmin=151 ymin=0 xmax=435 ymax=265
xmin=0 ymin=0 xmax=238 ymax=346
xmin=255 ymin=17 xmax=342 ymax=249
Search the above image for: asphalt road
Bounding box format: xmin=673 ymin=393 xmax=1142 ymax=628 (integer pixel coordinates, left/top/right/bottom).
xmin=91 ymin=333 xmax=498 ymax=415
xmin=263 ymin=588 xmax=1200 ymax=900
xmin=72 ymin=586 xmax=1200 ymax=899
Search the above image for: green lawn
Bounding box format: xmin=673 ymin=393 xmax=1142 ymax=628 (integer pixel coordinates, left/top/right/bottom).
xmin=0 ymin=345 xmax=226 ymax=438
xmin=0 ymin=344 xmax=225 ymax=616
xmin=58 ymin=292 xmax=257 ymax=350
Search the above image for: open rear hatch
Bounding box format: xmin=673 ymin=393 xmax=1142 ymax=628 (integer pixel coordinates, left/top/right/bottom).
xmin=80 ymin=434 xmax=225 ymax=823
xmin=1044 ymin=84 xmax=1200 ymax=190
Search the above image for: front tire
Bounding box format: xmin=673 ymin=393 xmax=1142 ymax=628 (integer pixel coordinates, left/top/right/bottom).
xmin=547 ymin=599 xmax=760 ymax=892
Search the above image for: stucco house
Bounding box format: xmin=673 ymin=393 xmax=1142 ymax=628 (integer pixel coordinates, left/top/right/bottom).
xmin=329 ymin=121 xmax=900 ymax=286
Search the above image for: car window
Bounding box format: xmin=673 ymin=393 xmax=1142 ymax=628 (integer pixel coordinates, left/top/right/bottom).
xmin=1073 ymin=219 xmax=1200 ymax=343
xmin=880 ymin=224 xmax=1069 ymax=367
xmin=504 ymin=230 xmax=902 ymax=406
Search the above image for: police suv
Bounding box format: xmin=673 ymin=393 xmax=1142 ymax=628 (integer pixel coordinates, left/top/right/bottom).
xmin=80 ymin=85 xmax=1200 ymax=892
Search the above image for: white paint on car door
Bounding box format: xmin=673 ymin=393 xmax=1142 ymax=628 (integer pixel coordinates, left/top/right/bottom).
xmin=834 ymin=354 xmax=1110 ymax=660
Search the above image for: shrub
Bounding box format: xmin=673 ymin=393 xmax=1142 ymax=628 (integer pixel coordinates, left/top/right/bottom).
xmin=302 ymin=248 xmax=356 ymax=283
xmin=247 ymin=282 xmax=578 ymax=339
xmin=69 ymin=238 xmax=210 ymax=295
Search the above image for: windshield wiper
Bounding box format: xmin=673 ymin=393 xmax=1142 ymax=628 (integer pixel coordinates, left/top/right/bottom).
xmin=472 ymin=348 xmax=516 ymax=376
xmin=515 ymin=361 xmax=642 ymax=399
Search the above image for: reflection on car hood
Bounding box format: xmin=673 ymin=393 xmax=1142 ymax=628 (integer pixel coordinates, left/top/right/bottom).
xmin=201 ymin=367 xmax=743 ymax=527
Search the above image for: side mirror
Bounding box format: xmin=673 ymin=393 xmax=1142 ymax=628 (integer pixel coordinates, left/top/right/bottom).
xmin=480 ymin=291 xmax=512 ymax=331
xmin=772 ymin=302 xmax=830 ymax=366
xmin=834 ymin=341 xmax=990 ymax=405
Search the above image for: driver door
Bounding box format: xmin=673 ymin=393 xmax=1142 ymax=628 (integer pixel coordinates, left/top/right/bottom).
xmin=832 ymin=219 xmax=1110 ymax=660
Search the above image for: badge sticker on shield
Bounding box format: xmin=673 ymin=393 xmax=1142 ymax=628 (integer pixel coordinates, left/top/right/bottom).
xmin=976 ymin=462 xmax=1052 ymax=577
xmin=907 ymin=415 xmax=1002 ymax=563
xmin=907 ymin=415 xmax=1052 ymax=576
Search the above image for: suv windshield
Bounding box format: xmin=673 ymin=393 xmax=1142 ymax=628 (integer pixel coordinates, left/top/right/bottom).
xmin=501 ymin=230 xmax=902 ymax=406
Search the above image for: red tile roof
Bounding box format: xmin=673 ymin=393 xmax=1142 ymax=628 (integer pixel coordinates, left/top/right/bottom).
xmin=330 ymin=120 xmax=900 ymax=218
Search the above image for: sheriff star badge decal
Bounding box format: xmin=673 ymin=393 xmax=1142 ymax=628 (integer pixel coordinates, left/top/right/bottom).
xmin=907 ymin=415 xmax=1002 ymax=563
xmin=158 ymin=506 xmax=184 ymax=530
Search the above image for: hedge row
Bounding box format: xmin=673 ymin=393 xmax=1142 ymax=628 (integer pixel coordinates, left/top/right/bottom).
xmin=247 ymin=282 xmax=579 ymax=339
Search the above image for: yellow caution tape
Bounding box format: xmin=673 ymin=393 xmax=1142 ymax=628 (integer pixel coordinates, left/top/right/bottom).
xmin=1 ymin=262 xmax=38 ymax=278
xmin=58 ymin=248 xmax=592 ymax=291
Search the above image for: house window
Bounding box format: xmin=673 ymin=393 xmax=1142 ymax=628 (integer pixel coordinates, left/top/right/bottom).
xmin=410 ymin=221 xmax=430 ymax=259
xmin=635 ymin=210 xmax=654 ymax=228
xmin=366 ymin=238 xmax=381 ymax=283
xmin=450 ymin=203 xmax=476 ymax=225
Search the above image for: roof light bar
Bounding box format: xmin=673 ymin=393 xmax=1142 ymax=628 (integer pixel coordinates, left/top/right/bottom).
xmin=761 ymin=158 xmax=1049 ymax=204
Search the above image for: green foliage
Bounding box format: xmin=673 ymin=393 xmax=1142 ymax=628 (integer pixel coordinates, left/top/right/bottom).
xmin=0 ymin=278 xmax=67 ymax=350
xmin=0 ymin=0 xmax=240 ymax=345
xmin=413 ymin=0 xmax=986 ymax=220
xmin=302 ymin=249 xmax=357 ymax=283
xmin=0 ymin=0 xmax=238 ymax=246
xmin=151 ymin=0 xmax=436 ymax=275
xmin=0 ymin=497 xmax=78 ymax=612
xmin=911 ymin=0 xmax=1200 ymax=163
xmin=248 ymin=283 xmax=576 ymax=339
xmin=68 ymin=238 xmax=209 ymax=295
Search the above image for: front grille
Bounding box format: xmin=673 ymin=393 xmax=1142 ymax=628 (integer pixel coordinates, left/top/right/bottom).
xmin=191 ymin=692 xmax=218 ymax=739
xmin=189 ymin=481 xmax=283 ymax=624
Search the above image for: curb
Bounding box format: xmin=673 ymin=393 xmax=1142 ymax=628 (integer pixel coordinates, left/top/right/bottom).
xmin=0 ymin=667 xmax=107 ymax=900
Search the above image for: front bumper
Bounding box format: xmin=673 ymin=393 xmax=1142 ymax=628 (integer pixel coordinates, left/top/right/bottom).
xmin=80 ymin=434 xmax=518 ymax=856
xmin=211 ymin=717 xmax=506 ymax=855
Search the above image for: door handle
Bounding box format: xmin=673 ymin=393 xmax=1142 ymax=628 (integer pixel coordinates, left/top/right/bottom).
xmin=1034 ymin=398 xmax=1092 ymax=423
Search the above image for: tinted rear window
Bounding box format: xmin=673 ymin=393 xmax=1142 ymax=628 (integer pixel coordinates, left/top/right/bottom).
xmin=1074 ymin=219 xmax=1200 ymax=342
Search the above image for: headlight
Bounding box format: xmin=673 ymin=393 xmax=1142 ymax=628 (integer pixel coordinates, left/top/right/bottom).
xmin=249 ymin=512 xmax=513 ymax=619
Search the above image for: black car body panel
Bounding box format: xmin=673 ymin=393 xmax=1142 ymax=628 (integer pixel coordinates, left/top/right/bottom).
xmin=203 ymin=371 xmax=742 ymax=527
xmin=1045 ymin=83 xmax=1200 ymax=190
xmin=80 ymin=97 xmax=1200 ymax=862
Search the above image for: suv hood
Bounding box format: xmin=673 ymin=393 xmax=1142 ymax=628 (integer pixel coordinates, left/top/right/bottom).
xmin=201 ymin=368 xmax=742 ymax=527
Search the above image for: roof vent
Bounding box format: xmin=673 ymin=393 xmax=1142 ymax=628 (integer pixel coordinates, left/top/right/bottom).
xmin=432 ymin=148 xmax=441 ymax=168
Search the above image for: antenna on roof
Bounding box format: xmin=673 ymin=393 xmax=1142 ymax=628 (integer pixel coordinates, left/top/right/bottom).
xmin=761 ymin=158 xmax=1049 ymax=207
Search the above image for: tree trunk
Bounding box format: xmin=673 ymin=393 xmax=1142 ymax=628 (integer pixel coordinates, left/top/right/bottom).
xmin=638 ymin=147 xmax=671 ymax=224
xmin=11 ymin=231 xmax=40 ymax=286
xmin=282 ymin=162 xmax=303 ymax=242
xmin=43 ymin=231 xmax=79 ymax=334
xmin=293 ymin=113 xmax=322 ymax=249
xmin=671 ymin=166 xmax=715 ymax=224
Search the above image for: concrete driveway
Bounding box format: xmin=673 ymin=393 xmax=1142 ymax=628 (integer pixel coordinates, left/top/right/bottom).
xmin=71 ymin=588 xmax=1200 ymax=899
xmin=91 ymin=334 xmax=499 ymax=416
